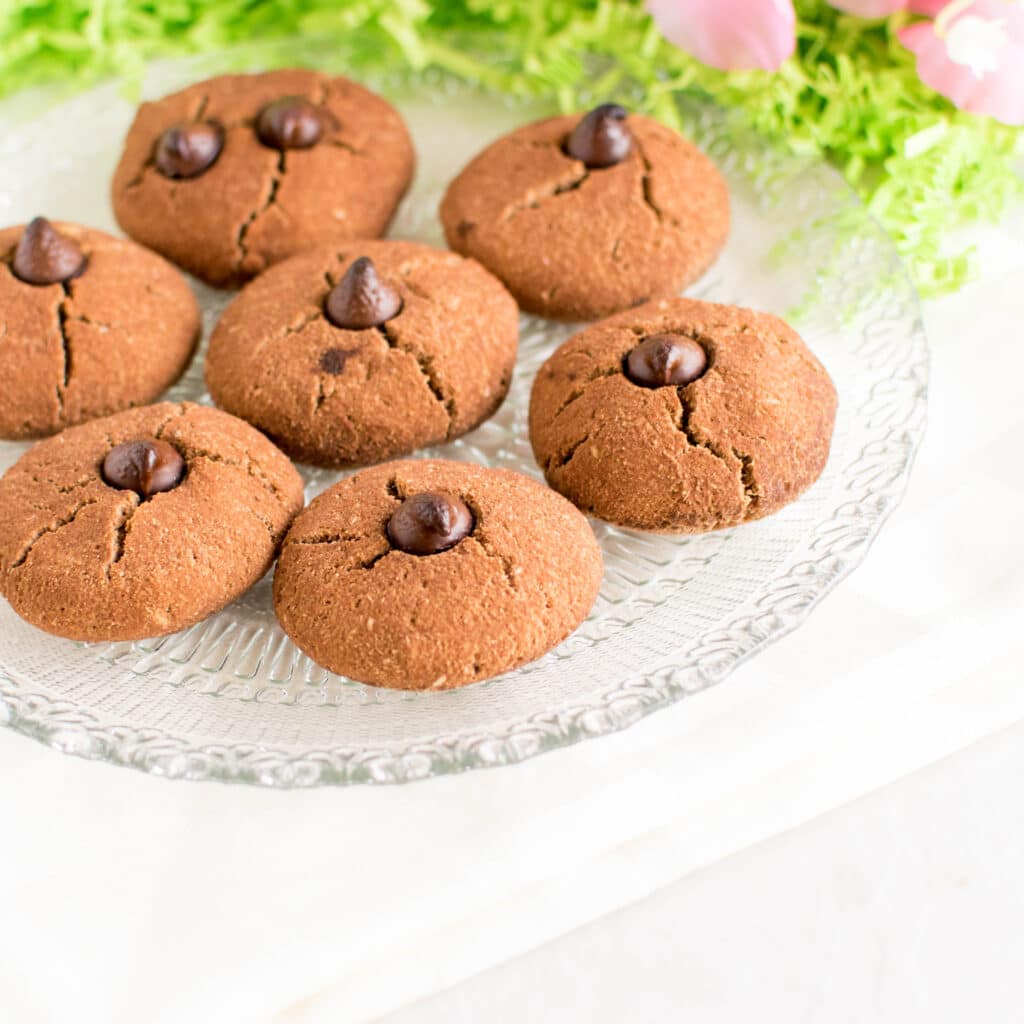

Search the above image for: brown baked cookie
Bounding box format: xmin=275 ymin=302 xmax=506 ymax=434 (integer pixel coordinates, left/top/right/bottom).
xmin=440 ymin=104 xmax=729 ymax=320
xmin=0 ymin=401 xmax=304 ymax=642
xmin=273 ymin=459 xmax=603 ymax=689
xmin=205 ymin=241 xmax=519 ymax=467
xmin=0 ymin=218 xmax=200 ymax=439
xmin=529 ymin=297 xmax=837 ymax=533
xmin=111 ymin=69 xmax=415 ymax=287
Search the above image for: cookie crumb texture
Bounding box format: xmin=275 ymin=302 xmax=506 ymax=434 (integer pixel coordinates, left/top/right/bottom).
xmin=273 ymin=460 xmax=603 ymax=690
xmin=529 ymin=298 xmax=838 ymax=533
xmin=0 ymin=223 xmax=200 ymax=439
xmin=440 ymin=112 xmax=729 ymax=320
xmin=0 ymin=402 xmax=304 ymax=641
xmin=111 ymin=70 xmax=415 ymax=287
xmin=205 ymin=241 xmax=519 ymax=467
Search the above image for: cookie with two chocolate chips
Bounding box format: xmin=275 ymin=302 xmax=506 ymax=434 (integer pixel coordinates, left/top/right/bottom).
xmin=529 ymin=297 xmax=838 ymax=533
xmin=273 ymin=459 xmax=603 ymax=690
xmin=0 ymin=219 xmax=200 ymax=439
xmin=205 ymin=240 xmax=519 ymax=467
xmin=111 ymin=69 xmax=415 ymax=287
xmin=0 ymin=402 xmax=304 ymax=641
xmin=440 ymin=104 xmax=730 ymax=320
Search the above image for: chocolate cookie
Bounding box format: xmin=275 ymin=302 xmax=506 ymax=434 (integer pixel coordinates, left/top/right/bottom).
xmin=205 ymin=241 xmax=519 ymax=467
xmin=0 ymin=402 xmax=304 ymax=641
xmin=440 ymin=104 xmax=729 ymax=320
xmin=111 ymin=69 xmax=415 ymax=287
xmin=0 ymin=219 xmax=200 ymax=439
xmin=273 ymin=460 xmax=603 ymax=689
xmin=529 ymin=298 xmax=837 ymax=533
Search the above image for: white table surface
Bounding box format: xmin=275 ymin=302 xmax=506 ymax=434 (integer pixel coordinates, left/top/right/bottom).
xmin=385 ymin=718 xmax=1024 ymax=1024
xmin=0 ymin=196 xmax=1020 ymax=1023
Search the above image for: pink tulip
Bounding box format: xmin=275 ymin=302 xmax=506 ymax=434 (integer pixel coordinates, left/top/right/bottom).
xmin=899 ymin=0 xmax=1024 ymax=125
xmin=645 ymin=0 xmax=797 ymax=71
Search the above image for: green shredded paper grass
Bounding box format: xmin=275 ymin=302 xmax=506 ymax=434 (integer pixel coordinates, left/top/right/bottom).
xmin=1 ymin=0 xmax=1020 ymax=294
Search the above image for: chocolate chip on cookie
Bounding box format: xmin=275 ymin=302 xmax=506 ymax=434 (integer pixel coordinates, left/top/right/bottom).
xmin=154 ymin=122 xmax=224 ymax=179
xmin=565 ymin=103 xmax=633 ymax=168
xmin=318 ymin=347 xmax=356 ymax=375
xmin=324 ymin=256 xmax=402 ymax=329
xmin=387 ymin=492 xmax=474 ymax=555
xmin=12 ymin=217 xmax=86 ymax=286
xmin=0 ymin=402 xmax=304 ymax=642
xmin=112 ymin=69 xmax=415 ymax=287
xmin=101 ymin=440 xmax=186 ymax=498
xmin=529 ymin=297 xmax=837 ymax=533
xmin=0 ymin=220 xmax=200 ymax=440
xmin=624 ymin=333 xmax=707 ymax=388
xmin=206 ymin=240 xmax=518 ymax=468
xmin=255 ymin=96 xmax=324 ymax=150
xmin=441 ymin=109 xmax=729 ymax=320
xmin=273 ymin=460 xmax=603 ymax=689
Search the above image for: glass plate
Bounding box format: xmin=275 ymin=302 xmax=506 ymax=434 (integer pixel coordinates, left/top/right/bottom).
xmin=0 ymin=60 xmax=928 ymax=786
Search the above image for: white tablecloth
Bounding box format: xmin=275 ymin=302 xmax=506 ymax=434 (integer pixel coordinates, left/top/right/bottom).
xmin=384 ymin=716 xmax=1024 ymax=1024
xmin=0 ymin=200 xmax=1020 ymax=1024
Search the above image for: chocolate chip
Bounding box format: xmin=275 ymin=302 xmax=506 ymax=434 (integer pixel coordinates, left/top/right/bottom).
xmin=565 ymin=104 xmax=633 ymax=169
xmin=325 ymin=257 xmax=403 ymax=330
xmin=319 ymin=347 xmax=356 ymax=375
xmin=11 ymin=217 xmax=86 ymax=286
xmin=625 ymin=334 xmax=708 ymax=388
xmin=154 ymin=122 xmax=224 ymax=179
xmin=102 ymin=440 xmax=186 ymax=498
xmin=256 ymin=97 xmax=323 ymax=150
xmin=387 ymin=492 xmax=474 ymax=556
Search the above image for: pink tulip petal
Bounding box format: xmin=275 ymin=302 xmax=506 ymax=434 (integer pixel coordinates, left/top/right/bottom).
xmin=646 ymin=0 xmax=796 ymax=71
xmin=829 ymin=0 xmax=910 ymax=16
xmin=899 ymin=2 xmax=1024 ymax=125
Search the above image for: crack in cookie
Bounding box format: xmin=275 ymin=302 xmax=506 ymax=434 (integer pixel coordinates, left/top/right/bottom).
xmin=8 ymin=497 xmax=100 ymax=571
xmin=354 ymin=546 xmax=390 ymax=572
xmin=500 ymin=161 xmax=590 ymax=224
xmin=379 ymin=319 xmax=457 ymax=437
xmin=182 ymin=447 xmax=291 ymax=510
xmin=551 ymin=431 xmax=592 ymax=471
xmin=54 ymin=280 xmax=73 ymax=420
xmin=289 ymin=531 xmax=363 ymax=546
xmin=104 ymin=494 xmax=141 ymax=579
xmin=152 ymin=402 xmax=192 ymax=441
xmin=733 ymin=446 xmax=759 ymax=512
xmin=551 ymin=365 xmax=622 ymax=420
xmin=676 ymin=388 xmax=729 ymax=462
xmin=235 ymin=149 xmax=286 ymax=272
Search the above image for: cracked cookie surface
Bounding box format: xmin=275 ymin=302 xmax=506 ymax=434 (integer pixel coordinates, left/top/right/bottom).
xmin=0 ymin=222 xmax=200 ymax=439
xmin=205 ymin=241 xmax=519 ymax=467
xmin=273 ymin=459 xmax=603 ymax=689
xmin=111 ymin=69 xmax=415 ymax=287
xmin=0 ymin=401 xmax=304 ymax=641
xmin=529 ymin=297 xmax=838 ymax=533
xmin=439 ymin=112 xmax=729 ymax=320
